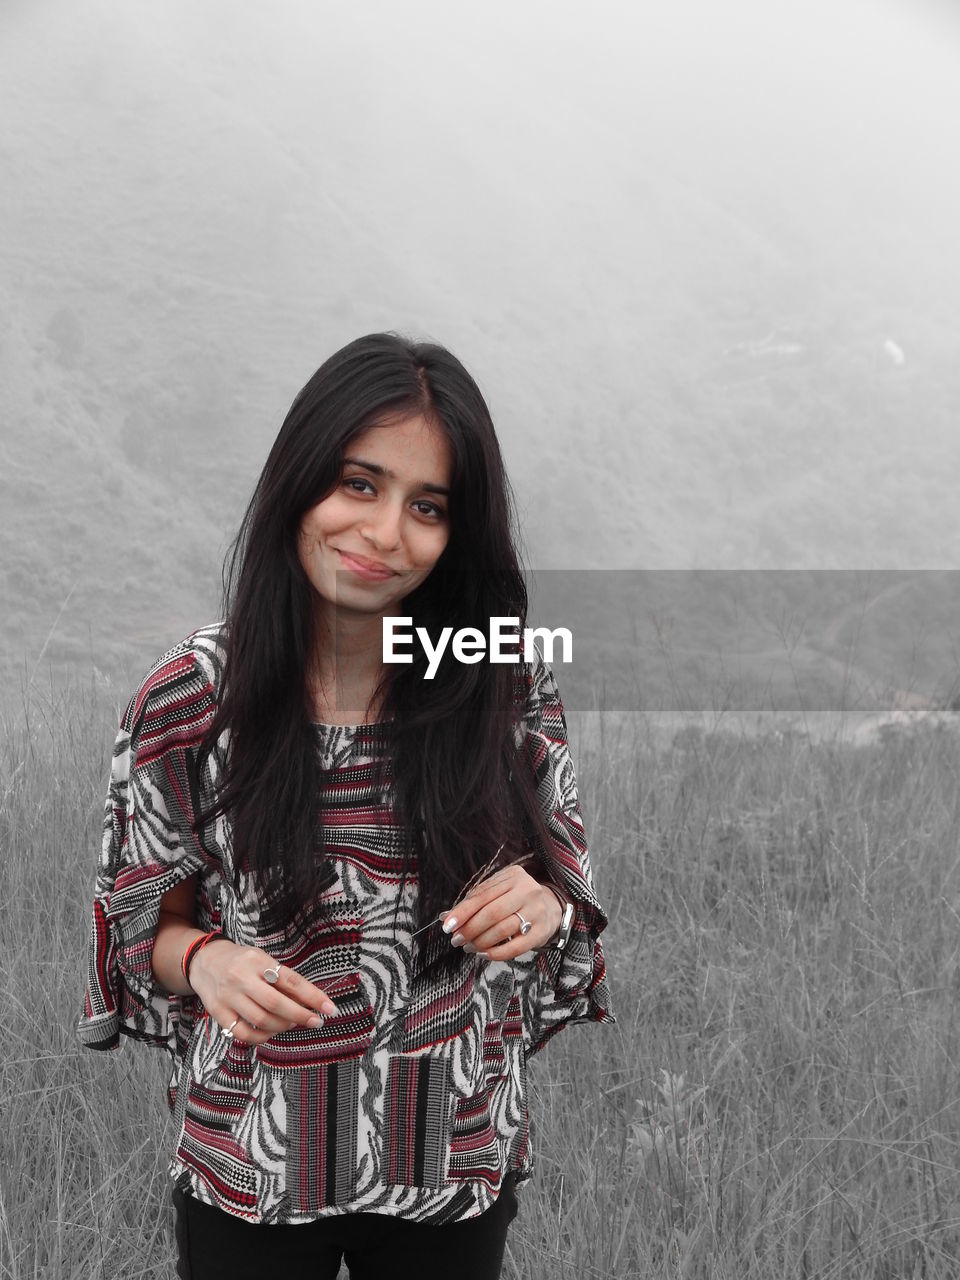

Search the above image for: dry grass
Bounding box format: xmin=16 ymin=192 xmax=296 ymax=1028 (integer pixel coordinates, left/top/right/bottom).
xmin=3 ymin=680 xmax=960 ymax=1277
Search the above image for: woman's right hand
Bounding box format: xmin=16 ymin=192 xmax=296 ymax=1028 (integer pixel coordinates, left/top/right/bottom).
xmin=189 ymin=939 xmax=339 ymax=1046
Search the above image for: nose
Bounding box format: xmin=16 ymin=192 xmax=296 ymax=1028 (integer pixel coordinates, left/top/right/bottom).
xmin=359 ymin=500 xmax=403 ymax=552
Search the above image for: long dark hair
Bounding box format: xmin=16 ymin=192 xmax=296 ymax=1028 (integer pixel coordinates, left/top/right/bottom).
xmin=197 ymin=332 xmax=554 ymax=942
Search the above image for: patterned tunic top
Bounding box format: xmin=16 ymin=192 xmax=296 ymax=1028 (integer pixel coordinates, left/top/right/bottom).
xmin=77 ymin=623 xmax=613 ymax=1225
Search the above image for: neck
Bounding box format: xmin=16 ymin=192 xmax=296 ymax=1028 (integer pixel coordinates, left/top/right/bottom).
xmin=308 ymin=604 xmax=388 ymax=723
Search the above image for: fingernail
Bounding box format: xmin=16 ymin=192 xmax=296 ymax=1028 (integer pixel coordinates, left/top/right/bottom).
xmin=451 ymin=932 xmax=464 ymax=946
xmin=322 ymin=1003 xmax=337 ymax=1017
xmin=442 ymin=916 xmax=458 ymax=934
xmin=308 ymin=1014 xmax=322 ymax=1027
xmin=463 ymin=943 xmax=477 ymax=955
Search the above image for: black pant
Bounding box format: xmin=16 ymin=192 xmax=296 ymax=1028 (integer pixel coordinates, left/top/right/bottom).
xmin=173 ymin=1177 xmax=520 ymax=1280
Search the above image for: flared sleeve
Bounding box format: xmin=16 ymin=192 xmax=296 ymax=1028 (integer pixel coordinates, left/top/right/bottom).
xmin=77 ymin=641 xmax=222 ymax=1056
xmin=514 ymin=653 xmax=615 ymax=1056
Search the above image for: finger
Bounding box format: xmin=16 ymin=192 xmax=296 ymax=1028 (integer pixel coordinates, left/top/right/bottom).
xmin=231 ymin=991 xmax=304 ymax=1036
xmin=482 ymin=936 xmax=537 ymax=963
xmin=459 ymin=866 xmax=516 ymax=896
xmin=231 ymin=988 xmax=313 ymax=1039
xmin=467 ymin=851 xmax=538 ymax=889
xmin=452 ymin=890 xmax=531 ymax=948
xmin=452 ymin=864 xmax=540 ymax=917
xmin=212 ymin=1011 xmax=273 ymax=1047
xmin=456 ymin=864 xmax=529 ymax=903
xmin=470 ymin=915 xmax=531 ymax=953
xmin=441 ymin=866 xmax=518 ymax=921
xmin=473 ymin=889 xmax=559 ymax=957
xmin=471 ymin=894 xmax=555 ymax=954
xmin=443 ymin=881 xmax=516 ymax=934
xmin=245 ymin=981 xmax=331 ymax=1028
xmin=261 ymin=960 xmax=338 ymax=1018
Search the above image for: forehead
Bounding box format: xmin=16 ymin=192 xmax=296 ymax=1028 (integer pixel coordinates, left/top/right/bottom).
xmin=345 ymin=413 xmax=452 ymax=482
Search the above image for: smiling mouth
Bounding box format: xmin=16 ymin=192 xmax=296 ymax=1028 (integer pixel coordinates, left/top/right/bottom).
xmin=337 ymin=550 xmax=398 ymax=579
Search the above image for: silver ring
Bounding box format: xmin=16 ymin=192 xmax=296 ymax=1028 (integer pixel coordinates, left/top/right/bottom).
xmin=223 ymin=1017 xmax=239 ymax=1040
xmin=515 ymin=910 xmax=532 ymax=937
xmin=263 ymin=963 xmax=281 ymax=985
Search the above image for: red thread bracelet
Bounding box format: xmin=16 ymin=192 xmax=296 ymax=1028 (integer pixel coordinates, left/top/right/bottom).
xmin=181 ymin=930 xmax=221 ymax=987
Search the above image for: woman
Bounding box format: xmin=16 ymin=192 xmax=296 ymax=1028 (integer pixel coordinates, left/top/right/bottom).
xmin=78 ymin=332 xmax=613 ymax=1279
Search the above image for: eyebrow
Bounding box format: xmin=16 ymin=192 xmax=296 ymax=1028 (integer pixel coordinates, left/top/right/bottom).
xmin=342 ymin=456 xmax=450 ymax=497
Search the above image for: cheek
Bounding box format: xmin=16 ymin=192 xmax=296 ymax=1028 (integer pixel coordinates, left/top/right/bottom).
xmin=295 ymin=527 xmax=314 ymax=577
xmin=299 ymin=498 xmax=346 ymax=544
xmin=297 ymin=508 xmax=331 ymax=563
xmin=414 ymin=526 xmax=449 ymax=569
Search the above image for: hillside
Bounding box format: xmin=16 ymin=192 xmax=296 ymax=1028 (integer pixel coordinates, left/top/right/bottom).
xmin=2 ymin=0 xmax=959 ymax=696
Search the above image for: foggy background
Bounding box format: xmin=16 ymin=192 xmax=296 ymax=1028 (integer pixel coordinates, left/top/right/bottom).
xmin=3 ymin=0 xmax=960 ymax=702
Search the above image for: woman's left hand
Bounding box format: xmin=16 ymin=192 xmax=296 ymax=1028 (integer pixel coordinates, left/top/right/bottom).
xmin=440 ymin=864 xmax=565 ymax=961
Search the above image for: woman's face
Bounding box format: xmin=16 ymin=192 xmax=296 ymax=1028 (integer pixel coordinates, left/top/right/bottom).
xmin=297 ymin=413 xmax=453 ymax=620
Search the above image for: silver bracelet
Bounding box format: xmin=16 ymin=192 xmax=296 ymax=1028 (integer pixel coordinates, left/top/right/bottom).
xmin=536 ymin=884 xmax=575 ymax=952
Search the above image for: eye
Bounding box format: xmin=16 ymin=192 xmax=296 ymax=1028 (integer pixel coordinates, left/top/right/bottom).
xmin=413 ymin=499 xmax=446 ymax=519
xmin=343 ymin=475 xmax=375 ymax=495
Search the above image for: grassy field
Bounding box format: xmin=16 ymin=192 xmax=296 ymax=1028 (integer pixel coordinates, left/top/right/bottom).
xmin=3 ymin=680 xmax=960 ymax=1278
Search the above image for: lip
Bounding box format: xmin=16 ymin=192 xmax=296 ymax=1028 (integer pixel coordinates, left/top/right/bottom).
xmin=337 ymin=549 xmax=398 ymax=580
